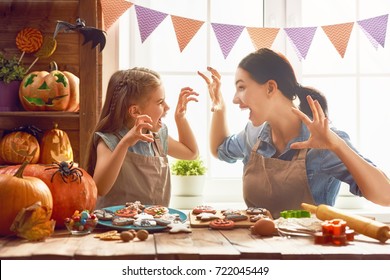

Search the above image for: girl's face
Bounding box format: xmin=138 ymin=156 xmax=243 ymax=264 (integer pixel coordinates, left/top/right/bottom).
xmin=137 ymin=85 xmax=170 ymax=132
xmin=233 ymin=68 xmax=271 ymax=126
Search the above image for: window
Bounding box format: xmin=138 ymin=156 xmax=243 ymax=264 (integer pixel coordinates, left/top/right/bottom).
xmin=106 ymin=0 xmax=390 ymax=207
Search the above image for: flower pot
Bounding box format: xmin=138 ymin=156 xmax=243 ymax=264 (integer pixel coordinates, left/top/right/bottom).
xmin=0 ymin=81 xmax=22 ymax=111
xmin=171 ymin=175 xmax=206 ymax=196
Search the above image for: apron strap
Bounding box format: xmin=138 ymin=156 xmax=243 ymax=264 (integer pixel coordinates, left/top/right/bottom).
xmin=152 ymin=132 xmax=164 ymax=156
xmin=251 ymin=138 xmax=308 ymax=160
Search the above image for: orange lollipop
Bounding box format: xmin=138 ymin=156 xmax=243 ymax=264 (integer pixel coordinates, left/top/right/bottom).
xmin=16 ymin=28 xmax=43 ymax=63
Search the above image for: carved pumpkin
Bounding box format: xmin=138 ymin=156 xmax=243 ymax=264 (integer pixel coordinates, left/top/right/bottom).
xmin=63 ymin=69 xmax=80 ymax=112
xmin=0 ymin=162 xmax=97 ymax=228
xmin=0 ymin=161 xmax=53 ymax=236
xmin=40 ymin=123 xmax=73 ymax=164
xmin=19 ymin=70 xmax=70 ymax=111
xmin=0 ymin=131 xmax=40 ymax=164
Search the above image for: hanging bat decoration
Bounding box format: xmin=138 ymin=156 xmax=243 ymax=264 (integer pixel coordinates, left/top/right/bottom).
xmin=53 ymin=18 xmax=106 ymax=52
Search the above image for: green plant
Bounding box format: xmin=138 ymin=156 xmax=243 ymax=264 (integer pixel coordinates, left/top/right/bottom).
xmin=171 ymin=157 xmax=206 ymax=176
xmin=0 ymin=52 xmax=26 ymax=83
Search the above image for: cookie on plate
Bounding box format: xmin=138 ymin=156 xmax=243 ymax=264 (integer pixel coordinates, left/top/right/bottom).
xmin=112 ymin=217 xmax=135 ymax=226
xmin=144 ymin=205 xmax=169 ymax=217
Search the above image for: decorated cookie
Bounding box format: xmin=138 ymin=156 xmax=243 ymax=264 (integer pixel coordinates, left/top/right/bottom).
xmin=246 ymin=207 xmax=267 ymax=215
xmin=167 ymin=222 xmax=192 ymax=233
xmin=115 ymin=207 xmax=138 ymax=218
xmin=93 ymin=209 xmax=114 ymax=221
xmin=209 ymin=219 xmax=235 ymax=230
xmin=112 ymin=217 xmax=134 ymax=226
xmin=144 ymin=205 xmax=169 ymax=217
xmin=221 ymin=209 xmax=242 ymax=216
xmin=192 ymin=205 xmax=217 ymax=215
xmin=225 ymin=214 xmax=248 ymax=222
xmin=196 ymin=212 xmax=220 ymax=221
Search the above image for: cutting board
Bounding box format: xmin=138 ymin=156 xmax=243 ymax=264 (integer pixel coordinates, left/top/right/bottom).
xmin=189 ymin=210 xmax=257 ymax=228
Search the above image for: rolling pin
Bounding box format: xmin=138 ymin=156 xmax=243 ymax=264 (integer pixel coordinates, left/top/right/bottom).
xmin=301 ymin=203 xmax=390 ymax=243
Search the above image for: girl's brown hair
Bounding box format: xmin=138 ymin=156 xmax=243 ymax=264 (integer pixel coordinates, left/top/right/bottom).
xmin=83 ymin=67 xmax=161 ymax=175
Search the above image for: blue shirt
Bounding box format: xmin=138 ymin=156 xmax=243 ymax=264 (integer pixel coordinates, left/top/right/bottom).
xmin=217 ymin=121 xmax=373 ymax=206
xmin=95 ymin=124 xmax=169 ymax=156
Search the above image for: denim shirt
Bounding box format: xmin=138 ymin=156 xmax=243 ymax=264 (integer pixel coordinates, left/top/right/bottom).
xmin=217 ymin=121 xmax=373 ymax=206
xmin=95 ymin=124 xmax=169 ymax=156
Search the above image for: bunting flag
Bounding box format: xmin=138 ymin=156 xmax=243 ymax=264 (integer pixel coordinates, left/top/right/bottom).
xmin=321 ymin=22 xmax=354 ymax=58
xmin=135 ymin=5 xmax=168 ymax=43
xmin=171 ymin=16 xmax=205 ymax=52
xmin=100 ymin=1 xmax=390 ymax=60
xmin=246 ymin=27 xmax=280 ymax=50
xmin=211 ymin=23 xmax=245 ymax=59
xmin=284 ymin=27 xmax=317 ymax=60
xmin=101 ymin=0 xmax=133 ymax=31
xmin=357 ymin=14 xmax=388 ymax=49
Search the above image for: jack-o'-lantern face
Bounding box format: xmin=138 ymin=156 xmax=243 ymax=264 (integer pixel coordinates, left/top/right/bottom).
xmin=19 ymin=70 xmax=70 ymax=111
xmin=0 ymin=132 xmax=40 ymax=164
xmin=40 ymin=123 xmax=73 ymax=164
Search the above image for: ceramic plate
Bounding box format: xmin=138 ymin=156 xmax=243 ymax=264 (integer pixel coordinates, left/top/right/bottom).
xmin=96 ymin=205 xmax=187 ymax=232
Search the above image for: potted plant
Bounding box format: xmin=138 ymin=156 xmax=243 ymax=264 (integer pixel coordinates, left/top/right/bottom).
xmin=0 ymin=52 xmax=26 ymax=111
xmin=170 ymin=157 xmax=207 ymax=209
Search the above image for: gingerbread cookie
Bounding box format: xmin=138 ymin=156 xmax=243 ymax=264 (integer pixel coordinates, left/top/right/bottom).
xmin=246 ymin=207 xmax=267 ymax=215
xmin=144 ymin=205 xmax=169 ymax=217
xmin=192 ymin=205 xmax=217 ymax=215
xmin=167 ymin=222 xmax=192 ymax=233
xmin=196 ymin=212 xmax=220 ymax=221
xmin=209 ymin=219 xmax=235 ymax=230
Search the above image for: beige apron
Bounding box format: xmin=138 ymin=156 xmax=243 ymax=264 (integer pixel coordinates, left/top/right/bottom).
xmin=243 ymin=140 xmax=315 ymax=218
xmin=96 ymin=133 xmax=171 ymax=208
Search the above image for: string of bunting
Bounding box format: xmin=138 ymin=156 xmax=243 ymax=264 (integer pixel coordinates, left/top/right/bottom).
xmin=101 ymin=0 xmax=388 ymax=61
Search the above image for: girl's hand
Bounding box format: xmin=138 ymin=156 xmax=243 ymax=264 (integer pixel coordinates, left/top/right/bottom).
xmin=175 ymin=87 xmax=199 ymax=120
xmin=124 ymin=114 xmax=154 ymax=145
xmin=197 ymin=66 xmax=223 ymax=112
xmin=291 ymin=95 xmax=340 ymax=150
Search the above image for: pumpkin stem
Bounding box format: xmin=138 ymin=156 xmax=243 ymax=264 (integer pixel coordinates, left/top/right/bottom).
xmin=49 ymin=61 xmax=58 ymax=72
xmin=13 ymin=161 xmax=29 ymax=178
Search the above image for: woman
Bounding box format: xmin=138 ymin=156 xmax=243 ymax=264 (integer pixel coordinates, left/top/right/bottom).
xmin=198 ymin=48 xmax=390 ymax=218
xmin=84 ymin=67 xmax=199 ymax=208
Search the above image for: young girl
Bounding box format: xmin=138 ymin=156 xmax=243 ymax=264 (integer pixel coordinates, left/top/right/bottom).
xmin=198 ymin=48 xmax=390 ymax=218
xmin=85 ymin=67 xmax=199 ymax=208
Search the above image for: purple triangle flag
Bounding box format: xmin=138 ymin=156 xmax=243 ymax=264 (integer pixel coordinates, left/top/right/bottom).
xmin=357 ymin=14 xmax=388 ymax=49
xmin=284 ymin=27 xmax=317 ymax=60
xmin=135 ymin=5 xmax=168 ymax=43
xmin=211 ymin=23 xmax=245 ymax=59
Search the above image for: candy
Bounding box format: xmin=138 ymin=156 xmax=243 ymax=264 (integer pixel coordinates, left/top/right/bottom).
xmin=25 ymin=35 xmax=57 ymax=73
xmin=64 ymin=210 xmax=98 ymax=235
xmin=16 ymin=28 xmax=43 ymax=64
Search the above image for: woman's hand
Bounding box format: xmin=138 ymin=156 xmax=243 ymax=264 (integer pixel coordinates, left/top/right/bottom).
xmin=291 ymin=95 xmax=341 ymax=150
xmin=175 ymin=87 xmax=199 ymax=120
xmin=197 ymin=66 xmax=223 ymax=112
xmin=124 ymin=114 xmax=154 ymax=145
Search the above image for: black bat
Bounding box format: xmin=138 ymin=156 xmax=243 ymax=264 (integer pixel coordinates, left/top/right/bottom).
xmin=53 ymin=18 xmax=106 ymax=52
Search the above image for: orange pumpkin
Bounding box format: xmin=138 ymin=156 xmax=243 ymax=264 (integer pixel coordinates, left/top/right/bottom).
xmin=63 ymin=70 xmax=80 ymax=112
xmin=0 ymin=131 xmax=40 ymax=164
xmin=0 ymin=162 xmax=53 ymax=236
xmin=40 ymin=123 xmax=74 ymax=164
xmin=0 ymin=162 xmax=97 ymax=228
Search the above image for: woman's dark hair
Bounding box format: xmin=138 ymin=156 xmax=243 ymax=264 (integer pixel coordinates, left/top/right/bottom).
xmin=238 ymin=48 xmax=328 ymax=118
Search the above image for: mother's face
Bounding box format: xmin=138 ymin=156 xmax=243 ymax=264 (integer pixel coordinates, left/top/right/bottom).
xmin=233 ymin=68 xmax=272 ymax=126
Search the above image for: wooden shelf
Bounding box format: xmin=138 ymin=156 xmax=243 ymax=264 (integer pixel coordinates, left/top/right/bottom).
xmin=0 ymin=0 xmax=102 ymax=167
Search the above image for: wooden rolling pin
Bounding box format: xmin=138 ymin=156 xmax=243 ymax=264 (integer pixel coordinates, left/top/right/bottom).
xmin=301 ymin=203 xmax=390 ymax=243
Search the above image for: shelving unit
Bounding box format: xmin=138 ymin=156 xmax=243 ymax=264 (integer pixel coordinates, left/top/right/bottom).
xmin=0 ymin=0 xmax=102 ymax=167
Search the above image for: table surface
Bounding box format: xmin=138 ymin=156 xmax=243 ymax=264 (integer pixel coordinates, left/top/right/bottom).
xmin=1 ymin=217 xmax=390 ymax=260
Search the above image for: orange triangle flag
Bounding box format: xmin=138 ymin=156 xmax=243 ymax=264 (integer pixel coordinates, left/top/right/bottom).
xmin=171 ymin=15 xmax=205 ymax=52
xmin=246 ymin=27 xmax=280 ymax=50
xmin=321 ymin=22 xmax=354 ymax=58
xmin=101 ymin=0 xmax=133 ymax=31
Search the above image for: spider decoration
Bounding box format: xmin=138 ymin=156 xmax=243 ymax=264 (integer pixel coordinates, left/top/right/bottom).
xmin=45 ymin=161 xmax=83 ymax=183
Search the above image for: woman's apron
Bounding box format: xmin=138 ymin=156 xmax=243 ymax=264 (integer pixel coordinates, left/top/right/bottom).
xmin=243 ymin=140 xmax=315 ymax=218
xmin=96 ymin=133 xmax=171 ymax=208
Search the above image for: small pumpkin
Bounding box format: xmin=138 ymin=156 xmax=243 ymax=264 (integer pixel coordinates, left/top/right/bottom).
xmin=0 ymin=131 xmax=40 ymax=164
xmin=19 ymin=62 xmax=71 ymax=111
xmin=0 ymin=161 xmax=53 ymax=236
xmin=0 ymin=162 xmax=97 ymax=228
xmin=40 ymin=123 xmax=74 ymax=164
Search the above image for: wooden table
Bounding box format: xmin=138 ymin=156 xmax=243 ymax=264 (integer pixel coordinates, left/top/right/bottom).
xmin=1 ymin=226 xmax=389 ymax=260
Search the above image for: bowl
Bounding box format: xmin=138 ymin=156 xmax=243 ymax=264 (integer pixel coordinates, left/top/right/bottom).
xmin=64 ymin=210 xmax=98 ymax=236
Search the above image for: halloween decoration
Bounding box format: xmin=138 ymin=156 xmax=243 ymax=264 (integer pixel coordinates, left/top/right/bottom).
xmin=15 ymin=27 xmax=43 ymax=64
xmin=40 ymin=123 xmax=74 ymax=164
xmin=10 ymin=201 xmax=55 ymax=241
xmin=0 ymin=162 xmax=97 ymax=228
xmin=0 ymin=125 xmax=41 ymax=164
xmin=19 ymin=66 xmax=70 ymax=111
xmin=0 ymin=162 xmax=53 ymax=236
xmin=53 ymin=18 xmax=106 ymax=52
xmin=25 ymin=35 xmax=57 ymax=73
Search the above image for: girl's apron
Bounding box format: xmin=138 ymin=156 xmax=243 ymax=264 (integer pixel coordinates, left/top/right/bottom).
xmin=96 ymin=133 xmax=171 ymax=208
xmin=243 ymin=140 xmax=315 ymax=218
